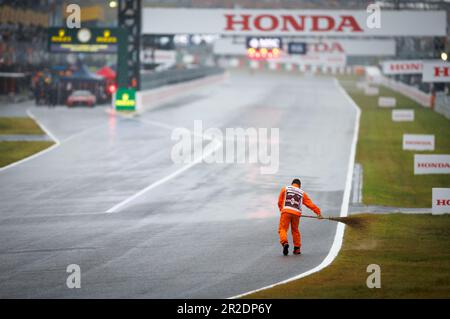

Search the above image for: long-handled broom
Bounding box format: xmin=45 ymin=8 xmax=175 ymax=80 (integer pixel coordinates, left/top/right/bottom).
xmin=300 ymin=214 xmax=365 ymax=228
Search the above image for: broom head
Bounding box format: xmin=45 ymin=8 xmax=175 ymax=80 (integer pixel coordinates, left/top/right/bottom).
xmin=327 ymin=216 xmax=366 ymax=228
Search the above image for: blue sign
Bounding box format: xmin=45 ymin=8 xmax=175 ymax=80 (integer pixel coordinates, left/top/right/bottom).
xmin=288 ymin=42 xmax=307 ymax=55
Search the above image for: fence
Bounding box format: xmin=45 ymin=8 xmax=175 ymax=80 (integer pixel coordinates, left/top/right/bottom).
xmin=435 ymin=92 xmax=450 ymax=120
xmin=136 ymin=69 xmax=227 ymax=113
xmin=380 ymin=75 xmax=432 ymax=108
xmin=140 ymin=66 xmax=224 ymax=90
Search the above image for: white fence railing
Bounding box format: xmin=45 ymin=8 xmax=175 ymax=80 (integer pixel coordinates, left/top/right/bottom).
xmin=380 ymin=76 xmax=432 ymax=108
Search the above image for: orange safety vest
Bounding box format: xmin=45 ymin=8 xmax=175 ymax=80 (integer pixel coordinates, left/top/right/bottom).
xmin=278 ymin=184 xmax=321 ymax=217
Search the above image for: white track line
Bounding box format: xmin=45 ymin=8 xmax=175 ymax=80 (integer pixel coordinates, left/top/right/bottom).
xmin=0 ymin=109 xmax=61 ymax=173
xmin=0 ymin=109 xmax=106 ymax=173
xmin=105 ymin=111 xmax=224 ymax=213
xmin=26 ymin=109 xmax=60 ymax=143
xmin=106 ymin=139 xmax=222 ymax=213
xmin=229 ymin=78 xmax=361 ymax=299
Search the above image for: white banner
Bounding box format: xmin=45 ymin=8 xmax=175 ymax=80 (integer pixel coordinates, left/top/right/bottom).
xmin=213 ymin=38 xmax=395 ymax=56
xmin=432 ymin=188 xmax=450 ymax=214
xmin=364 ymin=86 xmax=379 ymax=96
xmin=414 ymin=154 xmax=450 ymax=174
xmin=392 ymin=109 xmax=414 ymax=122
xmin=278 ymin=52 xmax=346 ymax=67
xmin=422 ymin=61 xmax=450 ymax=83
xmin=365 ymin=66 xmax=383 ymax=84
xmin=378 ymin=97 xmax=396 ymax=107
xmin=213 ymin=38 xmax=243 ymax=55
xmin=330 ymin=39 xmax=395 ymax=56
xmin=403 ymin=134 xmax=434 ymax=151
xmin=382 ymin=60 xmax=423 ymax=75
xmin=142 ymin=9 xmax=447 ymax=36
xmin=213 ymin=38 xmax=346 ymax=67
xmin=141 ymin=49 xmax=176 ymax=66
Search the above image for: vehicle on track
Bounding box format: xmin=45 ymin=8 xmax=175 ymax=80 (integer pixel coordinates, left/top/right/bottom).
xmin=66 ymin=90 xmax=97 ymax=107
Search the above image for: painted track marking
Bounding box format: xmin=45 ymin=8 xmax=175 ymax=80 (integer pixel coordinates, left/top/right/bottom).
xmin=0 ymin=109 xmax=61 ymax=173
xmin=105 ymin=138 xmax=222 ymax=213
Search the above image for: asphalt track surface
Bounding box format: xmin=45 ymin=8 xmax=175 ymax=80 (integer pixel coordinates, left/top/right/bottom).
xmin=0 ymin=71 xmax=357 ymax=298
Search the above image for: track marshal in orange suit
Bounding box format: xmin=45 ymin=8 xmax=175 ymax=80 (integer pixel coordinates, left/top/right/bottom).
xmin=278 ymin=178 xmax=322 ymax=256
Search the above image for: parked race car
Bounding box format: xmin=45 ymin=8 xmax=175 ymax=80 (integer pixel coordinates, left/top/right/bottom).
xmin=66 ymin=90 xmax=97 ymax=107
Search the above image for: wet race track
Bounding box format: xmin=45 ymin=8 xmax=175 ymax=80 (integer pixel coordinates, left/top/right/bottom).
xmin=0 ymin=71 xmax=358 ymax=298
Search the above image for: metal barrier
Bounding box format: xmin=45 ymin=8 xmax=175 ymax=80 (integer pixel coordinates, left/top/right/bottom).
xmin=140 ymin=66 xmax=224 ymax=90
xmin=435 ymin=92 xmax=450 ymax=120
xmin=380 ymin=75 xmax=432 ymax=108
xmin=136 ymin=72 xmax=227 ymax=113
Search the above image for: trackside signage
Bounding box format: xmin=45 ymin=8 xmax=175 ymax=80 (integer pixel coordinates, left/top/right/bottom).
xmin=115 ymin=88 xmax=136 ymax=111
xmin=392 ymin=109 xmax=414 ymax=122
xmin=142 ymin=9 xmax=447 ymax=36
xmin=279 ymin=52 xmax=346 ymax=67
xmin=213 ymin=38 xmax=395 ymax=56
xmin=364 ymin=87 xmax=379 ymax=96
xmin=422 ymin=61 xmax=450 ymax=83
xmin=414 ymin=154 xmax=450 ymax=175
xmin=432 ymin=188 xmax=450 ymax=214
xmin=378 ymin=97 xmax=396 ymax=107
xmin=382 ymin=60 xmax=423 ymax=75
xmin=403 ymin=134 xmax=434 ymax=151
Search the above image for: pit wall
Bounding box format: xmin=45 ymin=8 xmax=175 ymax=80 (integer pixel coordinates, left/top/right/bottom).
xmin=136 ymin=72 xmax=227 ymax=114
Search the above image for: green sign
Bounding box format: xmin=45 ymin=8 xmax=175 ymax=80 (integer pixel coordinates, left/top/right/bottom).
xmin=48 ymin=27 xmax=120 ymax=53
xmin=115 ymin=88 xmax=136 ymax=111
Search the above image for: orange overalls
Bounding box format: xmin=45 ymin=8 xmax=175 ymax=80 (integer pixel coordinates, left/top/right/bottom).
xmin=278 ymin=184 xmax=321 ymax=249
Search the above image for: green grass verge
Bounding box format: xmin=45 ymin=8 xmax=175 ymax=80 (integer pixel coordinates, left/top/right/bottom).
xmin=0 ymin=141 xmax=54 ymax=167
xmin=0 ymin=117 xmax=53 ymax=167
xmin=339 ymin=77 xmax=450 ymax=207
xmin=0 ymin=117 xmax=45 ymax=135
xmin=245 ymin=214 xmax=450 ymax=299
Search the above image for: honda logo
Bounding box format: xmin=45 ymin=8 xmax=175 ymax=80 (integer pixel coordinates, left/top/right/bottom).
xmin=434 ymin=66 xmax=450 ymax=77
xmin=224 ymin=14 xmax=363 ymax=33
xmin=436 ymin=199 xmax=450 ymax=206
